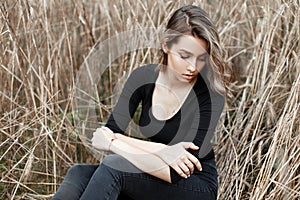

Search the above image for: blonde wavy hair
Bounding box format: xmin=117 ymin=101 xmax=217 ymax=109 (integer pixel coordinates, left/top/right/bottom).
xmin=159 ymin=5 xmax=232 ymax=95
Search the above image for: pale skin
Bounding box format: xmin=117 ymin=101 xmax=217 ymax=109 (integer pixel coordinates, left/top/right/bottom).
xmin=92 ymin=35 xmax=208 ymax=183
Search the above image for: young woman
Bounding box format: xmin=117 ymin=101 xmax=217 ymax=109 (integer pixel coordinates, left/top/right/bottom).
xmin=53 ymin=5 xmax=230 ymax=200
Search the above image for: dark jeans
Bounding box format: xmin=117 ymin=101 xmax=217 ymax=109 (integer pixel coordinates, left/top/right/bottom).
xmin=52 ymin=154 xmax=218 ymax=200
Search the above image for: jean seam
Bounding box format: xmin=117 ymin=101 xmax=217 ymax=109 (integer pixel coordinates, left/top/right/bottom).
xmin=103 ymin=165 xmax=124 ymax=200
xmin=104 ymin=178 xmax=118 ymax=200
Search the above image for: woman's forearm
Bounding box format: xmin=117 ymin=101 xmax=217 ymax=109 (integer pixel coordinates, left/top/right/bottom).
xmin=109 ymin=138 xmax=172 ymax=183
xmin=113 ymin=133 xmax=202 ymax=178
xmin=114 ymin=133 xmax=166 ymax=153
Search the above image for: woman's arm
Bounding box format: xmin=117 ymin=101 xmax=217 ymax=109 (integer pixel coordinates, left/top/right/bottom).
xmin=110 ymin=138 xmax=172 ymax=183
xmin=92 ymin=128 xmax=201 ymax=178
xmin=92 ymin=127 xmax=201 ymax=182
xmin=114 ymin=133 xmax=165 ymax=153
xmin=114 ymin=133 xmax=201 ymax=174
xmin=92 ymin=127 xmax=171 ymax=182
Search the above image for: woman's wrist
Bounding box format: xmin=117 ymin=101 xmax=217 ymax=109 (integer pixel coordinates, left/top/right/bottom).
xmin=108 ymin=137 xmax=117 ymax=151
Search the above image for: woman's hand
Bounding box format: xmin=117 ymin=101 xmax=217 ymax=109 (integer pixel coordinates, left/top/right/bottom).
xmin=91 ymin=127 xmax=116 ymax=151
xmin=155 ymin=142 xmax=202 ymax=178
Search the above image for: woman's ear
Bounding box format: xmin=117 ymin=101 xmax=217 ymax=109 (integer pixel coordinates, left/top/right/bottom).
xmin=162 ymin=43 xmax=168 ymax=53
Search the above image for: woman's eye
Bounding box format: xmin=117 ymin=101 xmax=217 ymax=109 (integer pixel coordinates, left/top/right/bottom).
xmin=180 ymin=54 xmax=190 ymax=59
xmin=197 ymin=57 xmax=206 ymax=62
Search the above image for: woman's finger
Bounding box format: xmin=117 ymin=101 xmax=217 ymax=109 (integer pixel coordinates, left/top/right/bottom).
xmin=178 ymin=162 xmax=191 ymax=176
xmin=182 ymin=157 xmax=194 ymax=174
xmin=170 ymin=163 xmax=188 ymax=179
xmin=181 ymin=142 xmax=199 ymax=150
xmin=103 ymin=126 xmax=113 ymax=134
xmin=186 ymin=153 xmax=202 ymax=171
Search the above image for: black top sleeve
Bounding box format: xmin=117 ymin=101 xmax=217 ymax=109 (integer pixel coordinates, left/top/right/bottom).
xmin=105 ymin=68 xmax=144 ymax=133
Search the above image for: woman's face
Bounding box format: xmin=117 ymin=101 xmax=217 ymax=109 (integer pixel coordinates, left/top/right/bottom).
xmin=164 ymin=35 xmax=208 ymax=83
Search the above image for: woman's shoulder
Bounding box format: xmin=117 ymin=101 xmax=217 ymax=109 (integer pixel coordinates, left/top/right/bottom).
xmin=131 ymin=64 xmax=158 ymax=75
xmin=128 ymin=64 xmax=158 ymax=82
xmin=123 ymin=64 xmax=158 ymax=90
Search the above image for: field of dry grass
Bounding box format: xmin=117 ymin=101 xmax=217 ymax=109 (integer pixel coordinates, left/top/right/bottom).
xmin=0 ymin=0 xmax=299 ymax=199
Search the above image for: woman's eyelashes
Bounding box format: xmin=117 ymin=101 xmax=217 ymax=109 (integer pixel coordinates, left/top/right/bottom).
xmin=179 ymin=54 xmax=206 ymax=63
xmin=179 ymin=54 xmax=190 ymax=59
xmin=197 ymin=57 xmax=206 ymax=62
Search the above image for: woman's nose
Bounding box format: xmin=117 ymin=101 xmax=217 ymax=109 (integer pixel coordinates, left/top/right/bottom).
xmin=187 ymin=64 xmax=196 ymax=72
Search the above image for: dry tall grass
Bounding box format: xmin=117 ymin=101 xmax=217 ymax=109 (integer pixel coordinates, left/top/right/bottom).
xmin=0 ymin=0 xmax=299 ymax=199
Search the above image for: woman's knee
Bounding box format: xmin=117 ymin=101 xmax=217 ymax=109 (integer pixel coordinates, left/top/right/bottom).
xmin=66 ymin=164 xmax=84 ymax=176
xmin=61 ymin=164 xmax=98 ymax=187
xmin=101 ymin=154 xmax=142 ymax=174
xmin=52 ymin=165 xmax=98 ymax=200
xmin=52 ymin=165 xmax=86 ymax=200
xmin=102 ymin=154 xmax=126 ymax=165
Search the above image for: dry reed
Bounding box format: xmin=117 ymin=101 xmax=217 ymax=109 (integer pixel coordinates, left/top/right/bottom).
xmin=0 ymin=0 xmax=299 ymax=199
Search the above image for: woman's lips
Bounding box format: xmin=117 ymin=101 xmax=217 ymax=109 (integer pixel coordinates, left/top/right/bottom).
xmin=182 ymin=73 xmax=196 ymax=80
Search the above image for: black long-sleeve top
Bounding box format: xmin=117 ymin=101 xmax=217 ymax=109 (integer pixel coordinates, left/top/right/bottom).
xmin=105 ymin=64 xmax=224 ymax=183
